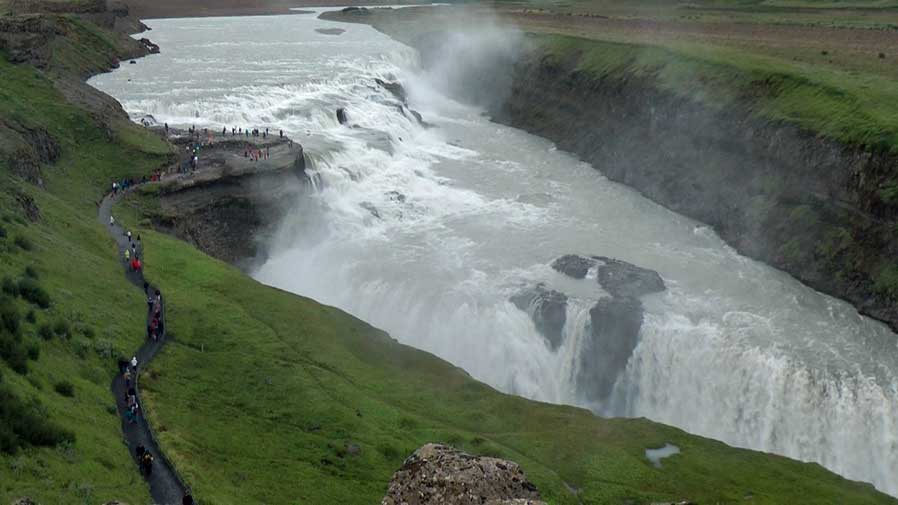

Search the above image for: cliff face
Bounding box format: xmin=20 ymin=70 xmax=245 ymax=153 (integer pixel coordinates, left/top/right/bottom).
xmin=148 ymin=134 xmax=310 ymax=267
xmin=0 ymin=3 xmax=153 ymax=187
xmin=490 ymin=52 xmax=898 ymax=331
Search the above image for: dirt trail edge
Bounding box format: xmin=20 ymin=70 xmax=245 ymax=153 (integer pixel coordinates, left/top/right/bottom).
xmin=99 ymin=189 xmax=189 ymax=505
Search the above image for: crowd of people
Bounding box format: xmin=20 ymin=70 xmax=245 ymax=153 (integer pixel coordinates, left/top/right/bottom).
xmin=109 ymin=167 xmax=196 ymax=505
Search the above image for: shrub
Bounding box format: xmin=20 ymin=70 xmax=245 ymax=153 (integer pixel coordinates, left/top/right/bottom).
xmin=880 ymin=52 xmax=887 ymax=59
xmin=0 ymin=332 xmax=28 ymax=375
xmin=23 ymin=266 xmax=38 ymax=280
xmin=52 ymin=319 xmax=71 ymax=339
xmin=0 ymin=384 xmax=75 ymax=454
xmin=1 ymin=277 xmax=17 ymax=297
xmin=25 ymin=310 xmax=36 ymax=324
xmin=874 ymin=263 xmax=898 ymax=300
xmin=0 ymin=300 xmax=20 ymax=335
xmin=53 ymin=381 xmax=74 ymax=398
xmin=0 ymin=224 xmax=6 ymax=239
xmin=13 ymin=235 xmax=32 ymax=251
xmin=26 ymin=341 xmax=39 ymax=361
xmin=17 ymin=278 xmax=50 ymax=309
xmin=37 ymin=323 xmax=54 ymax=341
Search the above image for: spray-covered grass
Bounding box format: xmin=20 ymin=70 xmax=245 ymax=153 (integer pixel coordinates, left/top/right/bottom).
xmin=538 ymin=33 xmax=898 ymax=151
xmin=104 ymin=197 xmax=898 ymax=504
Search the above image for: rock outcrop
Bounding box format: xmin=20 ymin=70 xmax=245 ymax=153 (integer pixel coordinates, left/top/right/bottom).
xmin=551 ymin=254 xmax=594 ymax=279
xmin=376 ymin=78 xmax=408 ymax=104
xmin=578 ymin=296 xmax=645 ymax=402
xmin=594 ymin=256 xmax=666 ymax=298
xmin=547 ymin=254 xmax=666 ymax=402
xmin=147 ymin=130 xmax=310 ymax=266
xmin=382 ymin=444 xmax=546 ymax=505
xmin=336 ymin=107 xmax=349 ymax=125
xmin=510 ymin=284 xmax=567 ymax=350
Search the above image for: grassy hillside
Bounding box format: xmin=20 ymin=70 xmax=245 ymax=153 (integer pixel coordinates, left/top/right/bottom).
xmin=113 ymin=192 xmax=896 ymax=505
xmin=0 ymin=6 xmax=896 ymax=505
xmin=0 ymin=45 xmax=172 ymax=503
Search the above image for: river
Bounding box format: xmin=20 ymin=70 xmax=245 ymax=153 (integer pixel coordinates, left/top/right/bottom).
xmin=89 ymin=10 xmax=898 ymax=495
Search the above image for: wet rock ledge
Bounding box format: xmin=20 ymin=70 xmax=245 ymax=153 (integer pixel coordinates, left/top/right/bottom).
xmin=142 ymin=126 xmax=311 ymax=267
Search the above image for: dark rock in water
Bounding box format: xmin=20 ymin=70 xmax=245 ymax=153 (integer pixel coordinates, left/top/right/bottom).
xmin=360 ymin=202 xmax=381 ymax=219
xmin=341 ymin=6 xmax=370 ymax=14
xmin=382 ymin=444 xmax=545 ymax=505
xmin=593 ymin=256 xmax=665 ymax=298
xmin=138 ymin=37 xmax=159 ymax=54
xmin=551 ymin=254 xmax=595 ymax=279
xmin=577 ymin=296 xmax=644 ymax=402
xmin=315 ymin=28 xmax=345 ymax=36
xmin=129 ymin=59 xmax=136 ymax=64
xmin=510 ymin=284 xmax=568 ymax=350
xmin=386 ymin=190 xmax=406 ymax=203
xmin=292 ymin=144 xmax=308 ymax=180
xmin=376 ymin=78 xmax=408 ymax=103
xmin=336 ymin=107 xmax=349 ymax=125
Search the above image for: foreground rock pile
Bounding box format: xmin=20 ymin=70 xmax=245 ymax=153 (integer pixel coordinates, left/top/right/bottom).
xmin=382 ymin=444 xmax=546 ymax=505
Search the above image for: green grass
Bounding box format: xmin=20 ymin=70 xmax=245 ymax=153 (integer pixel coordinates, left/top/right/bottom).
xmin=535 ymin=33 xmax=898 ymax=150
xmin=105 ymin=199 xmax=898 ymax=504
xmin=0 ymin=23 xmax=170 ymax=501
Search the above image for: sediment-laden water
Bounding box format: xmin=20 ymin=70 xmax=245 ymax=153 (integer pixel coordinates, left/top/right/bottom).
xmin=90 ymin=11 xmax=898 ymax=495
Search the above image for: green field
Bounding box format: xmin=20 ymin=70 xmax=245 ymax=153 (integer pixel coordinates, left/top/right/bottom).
xmin=1 ymin=4 xmax=898 ymax=505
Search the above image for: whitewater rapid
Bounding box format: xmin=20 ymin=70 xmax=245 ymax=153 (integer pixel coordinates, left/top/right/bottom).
xmin=89 ymin=11 xmax=898 ymax=495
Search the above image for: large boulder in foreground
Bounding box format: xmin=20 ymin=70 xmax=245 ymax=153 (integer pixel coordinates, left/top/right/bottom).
xmin=510 ymin=285 xmax=568 ymax=350
xmin=594 ymin=256 xmax=665 ymax=298
xmin=382 ymin=444 xmax=546 ymax=505
xmin=578 ymin=296 xmax=644 ymax=403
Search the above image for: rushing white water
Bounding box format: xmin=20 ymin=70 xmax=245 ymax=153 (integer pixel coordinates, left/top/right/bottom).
xmin=89 ymin=11 xmax=898 ymax=495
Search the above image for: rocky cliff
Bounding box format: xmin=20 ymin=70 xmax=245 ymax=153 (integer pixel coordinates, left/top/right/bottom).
xmin=490 ymin=49 xmax=898 ymax=332
xmin=146 ymin=131 xmax=310 ymax=267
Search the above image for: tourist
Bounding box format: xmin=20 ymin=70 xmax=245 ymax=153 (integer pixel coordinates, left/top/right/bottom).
xmin=124 ymin=368 xmax=131 ymax=388
xmin=136 ymin=444 xmax=146 ymax=460
xmin=131 ymin=355 xmax=138 ymax=373
xmin=141 ymin=452 xmax=154 ymax=475
xmin=279 ymin=129 xmax=283 ymax=138
xmin=183 ymin=493 xmax=194 ymax=505
xmin=110 ymin=215 xmax=115 ymax=226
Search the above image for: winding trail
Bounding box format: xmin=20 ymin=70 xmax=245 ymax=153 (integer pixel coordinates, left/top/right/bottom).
xmin=99 ymin=189 xmax=188 ymax=504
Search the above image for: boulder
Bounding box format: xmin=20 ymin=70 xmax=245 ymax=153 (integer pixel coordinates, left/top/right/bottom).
xmin=382 ymin=444 xmax=545 ymax=505
xmin=594 ymin=256 xmax=665 ymax=298
xmin=551 ymin=254 xmax=595 ymax=279
xmin=376 ymin=78 xmax=408 ymax=103
xmin=336 ymin=107 xmax=349 ymax=125
xmin=510 ymin=285 xmax=567 ymax=350
xmin=577 ymin=296 xmax=644 ymax=402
